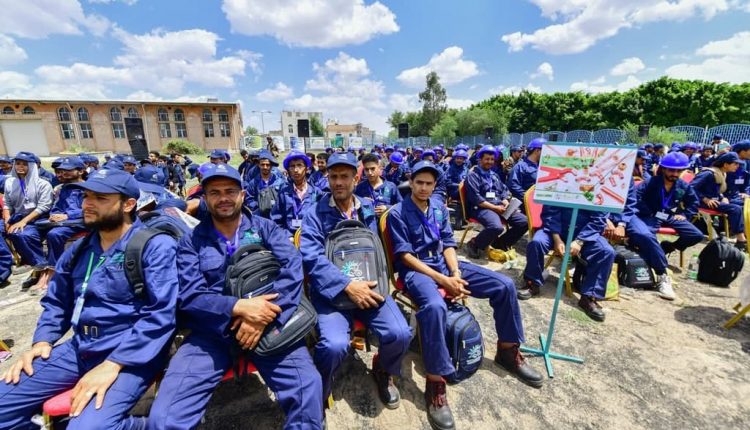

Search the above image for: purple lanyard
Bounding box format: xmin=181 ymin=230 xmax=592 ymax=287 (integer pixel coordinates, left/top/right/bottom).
xmin=660 ymin=186 xmax=675 ymax=211
xmin=338 ymin=205 xmax=356 ymax=220
xmin=215 ymin=226 xmax=240 ymax=256
xmin=418 ymin=207 xmax=441 ymax=240
xmin=368 ymin=183 xmax=381 ymax=204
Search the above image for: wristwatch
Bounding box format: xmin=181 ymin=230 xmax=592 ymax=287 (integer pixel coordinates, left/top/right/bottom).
xmin=574 ymin=239 xmax=584 ymax=247
xmin=451 ymin=269 xmax=462 ymax=277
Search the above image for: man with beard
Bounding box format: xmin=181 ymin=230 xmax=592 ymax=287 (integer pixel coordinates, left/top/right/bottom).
xmin=387 ymin=161 xmax=543 ymax=430
xmin=148 ymin=163 xmax=323 ymax=429
xmin=271 ymin=151 xmax=322 ymax=237
xmin=300 ymin=152 xmax=411 ymax=410
xmin=28 ymin=157 xmax=88 ymax=294
xmin=245 ymin=150 xmax=283 ymax=214
xmin=0 ymin=169 xmax=178 ymax=429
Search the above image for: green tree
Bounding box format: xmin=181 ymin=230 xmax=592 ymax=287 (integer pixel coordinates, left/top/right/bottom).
xmin=310 ymin=116 xmax=325 ymax=136
xmin=244 ymin=126 xmax=258 ymax=136
xmin=419 ymin=72 xmax=447 ymax=135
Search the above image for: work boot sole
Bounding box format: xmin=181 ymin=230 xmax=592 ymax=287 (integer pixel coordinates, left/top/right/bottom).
xmin=495 ymin=357 xmax=544 ymax=388
xmin=427 ymin=412 xmax=456 ymax=430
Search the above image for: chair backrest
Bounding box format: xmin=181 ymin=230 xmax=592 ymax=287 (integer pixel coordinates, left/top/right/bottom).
xmin=744 ymin=198 xmax=750 ymax=256
xmin=680 ymin=170 xmax=695 ymax=183
xmin=524 ymin=184 xmax=543 ymax=238
xmin=458 ymin=180 xmax=469 ymax=220
xmin=377 ymin=207 xmax=398 ymax=288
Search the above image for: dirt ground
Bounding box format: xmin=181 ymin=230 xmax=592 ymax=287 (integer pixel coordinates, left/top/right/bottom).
xmin=2 ymin=229 xmax=749 ymax=430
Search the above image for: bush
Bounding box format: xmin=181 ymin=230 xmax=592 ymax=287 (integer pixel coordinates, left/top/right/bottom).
xmin=61 ymin=142 xmax=93 ymax=154
xmin=164 ymin=139 xmax=205 ymax=155
xmin=622 ymin=123 xmax=689 ymax=145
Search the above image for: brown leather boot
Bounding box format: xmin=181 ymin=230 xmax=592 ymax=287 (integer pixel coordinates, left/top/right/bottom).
xmin=424 ymin=378 xmax=455 ymax=430
xmin=495 ymin=343 xmax=544 ymax=388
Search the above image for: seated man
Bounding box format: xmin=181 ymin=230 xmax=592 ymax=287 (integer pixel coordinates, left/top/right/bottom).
xmin=446 ymin=149 xmax=469 ymax=201
xmin=354 ymin=153 xmax=402 ymax=217
xmin=724 ymin=141 xmax=750 ymax=206
xmin=384 ymin=152 xmax=408 ymax=186
xmin=623 ymin=152 xmax=702 ymax=301
xmin=692 ymin=151 xmax=747 ymax=250
xmin=632 ymin=150 xmax=652 ymax=181
xmin=465 ymin=145 xmax=528 ymax=260
xmin=692 ymin=144 xmax=715 ymax=171
xmin=271 ymin=151 xmax=322 ymax=237
xmin=520 ymin=204 xmax=615 ymax=321
xmin=508 ymin=138 xmax=543 ymax=202
xmin=149 ymin=164 xmax=323 ymax=429
xmin=300 ymin=152 xmax=411 ymax=409
xmin=245 ymin=150 xmax=284 ymax=214
xmin=387 ymin=161 xmax=542 ymax=430
xmin=0 ymin=169 xmax=178 ymax=429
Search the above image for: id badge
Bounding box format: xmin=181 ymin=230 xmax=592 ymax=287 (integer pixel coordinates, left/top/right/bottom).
xmin=71 ymin=296 xmax=84 ymax=326
xmin=291 ymin=219 xmax=302 ymax=228
xmin=735 ymin=178 xmax=744 ymax=185
xmin=486 ymin=192 xmax=496 ymax=199
xmin=656 ymin=211 xmax=669 ymax=221
xmin=23 ymin=200 xmax=35 ymax=210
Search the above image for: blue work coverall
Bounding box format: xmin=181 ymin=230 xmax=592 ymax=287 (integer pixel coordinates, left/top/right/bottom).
xmin=354 ymin=179 xmax=402 ymax=210
xmin=245 ymin=172 xmax=284 ymax=213
xmin=44 ymin=186 xmax=86 ymax=267
xmin=271 ymin=180 xmax=322 ymax=237
xmin=508 ymin=156 xmax=538 ymax=201
xmin=445 ymin=162 xmax=468 ymax=200
xmin=691 ymin=169 xmax=744 ymax=235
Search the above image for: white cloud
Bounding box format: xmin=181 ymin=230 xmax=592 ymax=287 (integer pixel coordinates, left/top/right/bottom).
xmin=125 ymin=90 xmax=162 ymax=101
xmin=489 ymin=83 xmax=542 ymax=95
xmin=256 ymin=82 xmax=294 ymax=102
xmin=611 ymin=57 xmax=646 ymax=76
xmin=570 ymin=75 xmax=641 ymax=93
xmin=237 ymin=50 xmax=263 ymax=76
xmin=0 ymin=35 xmax=27 ymax=66
xmin=222 ymin=0 xmax=399 ymax=48
xmin=665 ymin=31 xmax=750 ymax=84
xmin=0 ymin=0 xmax=110 ymax=39
xmin=0 ymin=71 xmax=32 ymax=93
xmin=388 ymin=93 xmax=420 ymax=112
xmin=396 ymin=46 xmax=479 ymax=88
xmin=88 ymin=0 xmax=138 ymax=5
xmin=501 ymin=0 xmax=737 ymax=54
xmin=530 ymin=62 xmax=554 ymax=80
xmin=447 ymin=98 xmax=475 ymax=109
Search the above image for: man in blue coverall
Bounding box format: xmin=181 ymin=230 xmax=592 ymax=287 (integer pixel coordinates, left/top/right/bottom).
xmin=446 ymin=149 xmax=469 ymax=201
xmin=387 ymin=161 xmax=542 ymax=430
xmin=0 ymin=169 xmax=179 ymax=430
xmin=724 ymin=141 xmax=750 ymax=206
xmin=148 ymin=163 xmax=323 ymax=430
xmin=465 ymin=145 xmax=528 ymax=260
xmin=623 ymin=152 xmax=702 ymax=301
xmin=354 ymin=153 xmax=402 ymax=217
xmin=271 ymin=151 xmax=322 ymax=237
xmin=520 ymin=204 xmax=615 ymax=321
xmin=300 ymin=152 xmax=411 ymax=409
xmin=508 ymin=138 xmax=543 ymax=202
xmin=245 ymin=150 xmax=284 ymax=214
xmin=384 ymin=152 xmax=409 ymax=185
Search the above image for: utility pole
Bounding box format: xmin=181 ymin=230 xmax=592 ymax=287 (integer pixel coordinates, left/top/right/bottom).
xmin=251 ymin=110 xmax=272 ymax=134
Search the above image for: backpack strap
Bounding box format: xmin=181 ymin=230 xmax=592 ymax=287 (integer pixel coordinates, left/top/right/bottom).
xmin=124 ymin=228 xmax=168 ymax=298
xmin=64 ymin=233 xmax=93 ymax=274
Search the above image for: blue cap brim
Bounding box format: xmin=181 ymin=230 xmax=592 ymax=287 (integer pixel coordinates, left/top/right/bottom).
xmin=67 ymin=182 xmax=133 ymax=197
xmin=136 ymin=181 xmax=165 ymax=194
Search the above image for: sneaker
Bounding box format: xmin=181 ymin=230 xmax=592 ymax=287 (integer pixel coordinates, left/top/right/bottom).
xmin=465 ymin=240 xmax=481 ymax=259
xmin=372 ymin=354 xmax=400 ymax=409
xmin=424 ymin=379 xmax=455 ymax=430
xmin=656 ymin=273 xmax=676 ymax=301
xmin=495 ymin=343 xmax=544 ymax=388
xmin=516 ymin=280 xmax=540 ymax=301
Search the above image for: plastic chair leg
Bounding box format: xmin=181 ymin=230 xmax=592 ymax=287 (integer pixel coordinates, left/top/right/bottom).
xmin=723 ymin=216 xmax=730 ymax=238
xmin=458 ymin=226 xmax=472 ymax=249
xmin=723 ymin=303 xmax=750 ymax=329
xmin=0 ymin=339 xmax=9 ymax=352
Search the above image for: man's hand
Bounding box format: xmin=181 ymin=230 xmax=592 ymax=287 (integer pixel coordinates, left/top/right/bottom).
xmin=494 ymin=204 xmax=507 ymax=215
xmin=70 ymin=360 xmax=123 ymax=417
xmin=232 ymin=294 xmax=281 ymax=326
xmin=48 ymin=214 xmax=68 ymax=222
xmin=721 ymin=197 xmax=729 ymax=204
xmin=570 ymin=241 xmax=582 ymax=257
xmin=704 ymin=198 xmax=719 ymax=209
xmin=436 ymin=275 xmax=470 ymax=302
xmin=374 ymin=205 xmax=387 ymax=216
xmin=2 ymin=342 xmax=52 ymax=384
xmin=7 ymin=221 xmax=26 ymax=234
xmin=553 ymin=237 xmax=565 ymax=256
xmin=344 ymin=280 xmax=384 ymax=309
xmin=673 ymin=214 xmax=687 ymax=221
xmin=603 ymin=219 xmax=615 ymax=239
xmin=230 ymin=319 xmax=266 ymax=350
xmin=613 ymin=225 xmax=626 ymax=241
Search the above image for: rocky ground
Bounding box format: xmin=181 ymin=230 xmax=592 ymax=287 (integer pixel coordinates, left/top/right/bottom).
xmin=2 ymin=228 xmax=749 ymax=430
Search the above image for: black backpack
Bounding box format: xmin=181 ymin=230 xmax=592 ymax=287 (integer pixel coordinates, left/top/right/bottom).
xmin=698 ymin=237 xmax=745 ymax=287
xmin=225 ymin=245 xmax=317 ymax=359
xmin=258 ymin=186 xmax=278 ymax=218
xmin=324 ymin=219 xmax=389 ymax=310
xmin=613 ymin=245 xmax=655 ymax=289
xmin=444 ymin=303 xmax=484 ymax=383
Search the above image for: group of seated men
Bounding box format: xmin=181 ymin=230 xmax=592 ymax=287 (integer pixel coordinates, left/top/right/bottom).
xmin=0 ymin=135 xmax=748 ymax=430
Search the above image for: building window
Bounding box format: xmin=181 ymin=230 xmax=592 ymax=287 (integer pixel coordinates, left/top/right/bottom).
xmin=58 ymin=107 xmax=71 ymax=121
xmin=127 ymin=107 xmax=139 ymax=118
xmin=288 ymin=124 xmax=293 ymax=133
xmin=110 ymin=107 xmax=122 ymax=121
xmin=77 ymin=107 xmax=90 ymax=122
xmin=202 ymin=109 xmax=213 ymax=122
xmin=157 ymin=108 xmax=169 ymax=122
xmin=112 ymin=123 xmax=126 ymax=139
xmin=22 ymin=106 xmax=35 ymax=115
xmin=218 ymin=109 xmax=229 ymax=122
xmin=60 ymin=123 xmax=75 ymax=139
xmin=160 ymin=123 xmax=172 ymax=138
xmin=80 ymin=123 xmax=94 ymax=139
xmin=174 ymin=109 xmax=185 ymax=122
xmin=175 ymin=122 xmax=188 ymax=138
xmin=220 ymin=122 xmax=231 ymax=137
xmin=2 ymin=106 xmax=14 ymax=115
xmin=286 ymin=111 xmax=292 ymax=117
xmin=204 ymin=123 xmax=215 ymax=138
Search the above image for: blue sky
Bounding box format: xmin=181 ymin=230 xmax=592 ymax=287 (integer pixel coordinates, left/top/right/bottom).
xmin=0 ymin=0 xmax=748 ymax=134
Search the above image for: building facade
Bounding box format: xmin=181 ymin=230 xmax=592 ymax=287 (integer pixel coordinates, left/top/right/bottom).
xmin=0 ymin=100 xmax=242 ymax=156
xmin=280 ymin=110 xmax=323 ymax=139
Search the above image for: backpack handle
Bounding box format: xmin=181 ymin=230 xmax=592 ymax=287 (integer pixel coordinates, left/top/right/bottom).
xmin=230 ymin=244 xmax=268 ymax=264
xmin=334 ymin=219 xmax=366 ymax=230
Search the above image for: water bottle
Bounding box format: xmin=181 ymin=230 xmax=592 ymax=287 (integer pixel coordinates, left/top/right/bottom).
xmin=687 ymin=254 xmax=699 ymax=280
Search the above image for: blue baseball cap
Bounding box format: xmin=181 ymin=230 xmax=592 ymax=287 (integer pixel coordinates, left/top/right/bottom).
xmin=682 ymin=141 xmax=697 ymax=150
xmin=13 ymin=151 xmax=36 ymax=163
xmin=637 ymin=150 xmax=647 ymax=159
xmin=385 ymin=146 xmax=394 ymax=153
xmin=200 ymin=163 xmax=242 ymax=186
xmin=57 ymin=157 xmax=85 ymax=171
xmin=731 ymin=140 xmax=750 ymax=153
xmin=654 ymin=143 xmax=664 ymax=150
xmin=456 ymin=144 xmax=469 ymax=152
xmin=453 ymin=149 xmax=469 ymax=159
xmin=134 ymin=165 xmax=166 ymax=194
xmin=102 ymin=159 xmax=124 ymax=171
xmin=68 ymin=168 xmax=140 ymax=199
xmin=477 ymin=145 xmax=496 ymax=159
xmin=51 ymin=158 xmax=64 ymax=169
xmin=389 ymin=152 xmax=404 ymax=165
xmin=208 ymin=149 xmax=228 ymax=160
xmin=422 ymin=149 xmax=436 ymax=160
xmin=122 ymin=155 xmax=137 ymax=165
xmin=713 ymin=134 xmax=722 ymax=140
xmin=411 ymin=160 xmax=441 ymax=179
xmin=0 ymin=155 xmax=11 ymax=163
xmin=714 ymin=151 xmax=740 ymax=165
xmin=643 ymin=143 xmax=654 ymax=149
xmin=413 ymin=147 xmax=424 ymax=153
xmin=257 ymin=149 xmax=278 ymax=165
xmin=327 ymin=152 xmax=358 ymax=170
xmin=187 ymin=164 xmax=199 ymax=177
xmin=528 ymin=138 xmax=547 ymax=150
xmin=510 ymin=144 xmax=523 ymax=152
xmin=325 ymin=147 xmax=334 ymax=154
xmin=283 ymin=150 xmax=311 ymax=170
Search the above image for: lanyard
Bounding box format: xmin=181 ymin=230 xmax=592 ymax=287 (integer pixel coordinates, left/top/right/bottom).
xmin=337 ymin=203 xmax=357 ymax=220
xmin=480 ymin=169 xmax=494 ymax=190
xmin=291 ymin=186 xmax=309 ymax=218
xmin=215 ymin=226 xmax=241 ymax=256
xmin=660 ymin=185 xmax=675 ymax=210
xmin=418 ymin=206 xmax=441 ymax=241
xmin=71 ymin=252 xmax=106 ymax=327
xmin=19 ymin=179 xmax=26 ymax=197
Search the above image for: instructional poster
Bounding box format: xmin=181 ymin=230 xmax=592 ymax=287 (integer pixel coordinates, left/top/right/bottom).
xmin=534 ymin=143 xmax=637 ymax=213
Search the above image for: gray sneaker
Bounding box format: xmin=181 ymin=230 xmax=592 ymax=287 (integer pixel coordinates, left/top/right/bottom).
xmin=656 ymin=273 xmax=675 ymax=301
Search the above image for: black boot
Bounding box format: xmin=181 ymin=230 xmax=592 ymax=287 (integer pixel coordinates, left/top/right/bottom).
xmin=660 ymin=240 xmax=676 ymax=255
xmin=21 ymin=271 xmax=40 ymax=290
xmin=516 ymin=279 xmax=541 ymax=300
xmin=466 ymin=239 xmax=481 ymax=259
xmin=372 ymin=354 xmax=400 ymax=409
xmin=424 ymin=379 xmax=455 ymax=430
xmin=578 ymin=295 xmax=605 ymax=322
xmin=495 ymin=343 xmax=544 ymax=388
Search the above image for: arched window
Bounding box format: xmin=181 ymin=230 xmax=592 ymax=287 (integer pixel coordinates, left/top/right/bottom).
xmin=202 ymin=109 xmax=213 ymax=122
xmin=110 ymin=107 xmax=122 ymax=121
xmin=157 ymin=108 xmax=169 ymax=122
xmin=77 ymin=107 xmax=90 ymax=122
xmin=288 ymin=124 xmax=294 ymax=133
xmin=173 ymin=109 xmax=185 ymax=122
xmin=58 ymin=107 xmax=71 ymax=121
xmin=1 ymin=106 xmax=14 ymax=115
xmin=218 ymin=109 xmax=229 ymax=122
xmin=22 ymin=106 xmax=35 ymax=114
xmin=127 ymin=107 xmax=139 ymax=118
